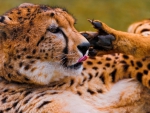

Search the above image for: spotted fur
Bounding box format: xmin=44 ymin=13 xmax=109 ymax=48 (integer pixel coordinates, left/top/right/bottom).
xmin=0 ymin=3 xmax=150 ymax=113
xmin=81 ymin=19 xmax=150 ymax=89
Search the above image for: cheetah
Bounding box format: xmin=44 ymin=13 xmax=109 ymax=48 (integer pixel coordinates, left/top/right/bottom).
xmin=0 ymin=3 xmax=150 ymax=113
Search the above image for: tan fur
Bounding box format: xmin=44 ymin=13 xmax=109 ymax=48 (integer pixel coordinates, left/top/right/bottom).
xmin=0 ymin=3 xmax=150 ymax=113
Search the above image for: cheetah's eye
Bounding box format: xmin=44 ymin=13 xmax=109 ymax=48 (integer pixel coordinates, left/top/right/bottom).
xmin=47 ymin=26 xmax=60 ymax=33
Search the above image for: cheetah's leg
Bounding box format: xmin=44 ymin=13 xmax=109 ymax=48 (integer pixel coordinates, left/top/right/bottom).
xmin=81 ymin=20 xmax=150 ymax=57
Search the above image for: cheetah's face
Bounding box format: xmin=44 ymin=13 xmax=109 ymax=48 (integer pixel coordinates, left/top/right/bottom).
xmin=0 ymin=3 xmax=89 ymax=85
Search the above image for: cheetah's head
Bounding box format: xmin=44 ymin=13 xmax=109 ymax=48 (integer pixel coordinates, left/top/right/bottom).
xmin=0 ymin=3 xmax=89 ymax=85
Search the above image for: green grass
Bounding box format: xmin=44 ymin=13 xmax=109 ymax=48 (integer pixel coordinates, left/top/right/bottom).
xmin=0 ymin=0 xmax=150 ymax=31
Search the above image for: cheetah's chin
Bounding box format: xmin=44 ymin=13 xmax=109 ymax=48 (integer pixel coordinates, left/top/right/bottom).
xmin=66 ymin=55 xmax=88 ymax=70
xmin=67 ymin=62 xmax=83 ymax=70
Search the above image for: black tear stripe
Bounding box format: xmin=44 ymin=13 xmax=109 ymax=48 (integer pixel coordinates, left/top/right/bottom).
xmin=60 ymin=29 xmax=68 ymax=54
xmin=37 ymin=36 xmax=44 ymax=46
xmin=59 ymin=29 xmax=69 ymax=66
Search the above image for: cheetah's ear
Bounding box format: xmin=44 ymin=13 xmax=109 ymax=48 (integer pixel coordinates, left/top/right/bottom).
xmin=0 ymin=16 xmax=8 ymax=42
xmin=19 ymin=3 xmax=34 ymax=7
xmin=0 ymin=16 xmax=6 ymax=24
xmin=0 ymin=16 xmax=11 ymax=25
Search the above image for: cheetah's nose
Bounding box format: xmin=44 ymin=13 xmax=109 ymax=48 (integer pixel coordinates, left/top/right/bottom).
xmin=77 ymin=42 xmax=90 ymax=56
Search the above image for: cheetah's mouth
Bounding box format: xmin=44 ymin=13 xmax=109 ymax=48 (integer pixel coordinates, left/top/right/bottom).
xmin=67 ymin=56 xmax=88 ymax=70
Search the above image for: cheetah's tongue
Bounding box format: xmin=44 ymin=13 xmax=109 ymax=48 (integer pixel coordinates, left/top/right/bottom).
xmin=78 ymin=56 xmax=88 ymax=63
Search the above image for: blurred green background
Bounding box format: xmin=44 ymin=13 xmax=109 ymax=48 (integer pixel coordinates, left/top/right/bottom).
xmin=1 ymin=0 xmax=150 ymax=31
